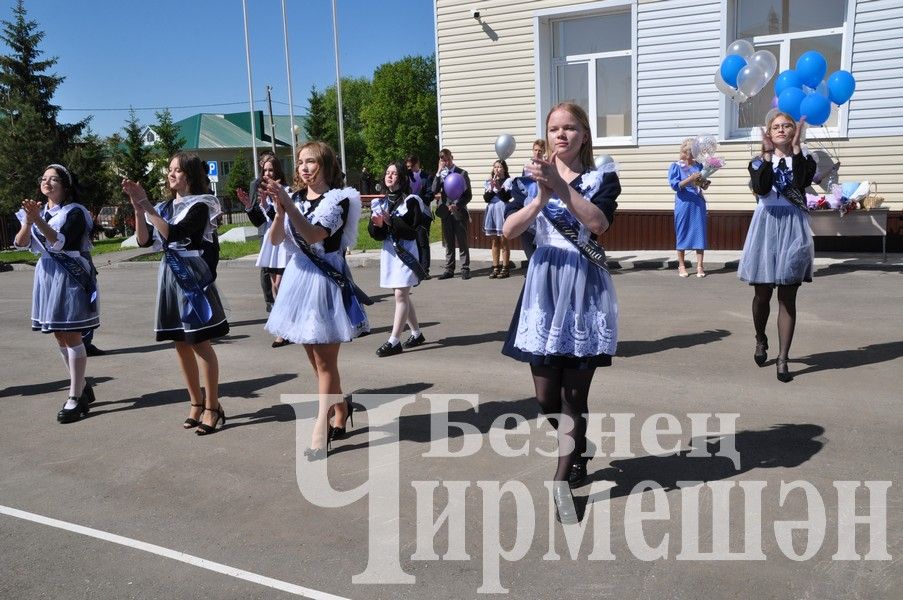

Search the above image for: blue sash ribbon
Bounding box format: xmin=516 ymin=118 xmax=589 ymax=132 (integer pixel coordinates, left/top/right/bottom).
xmin=33 ymin=227 xmax=98 ymax=307
xmin=158 ymin=201 xmax=215 ymax=327
xmin=541 ymin=203 xmax=609 ymax=271
xmin=288 ymin=223 xmax=373 ymax=329
xmin=389 ymin=234 xmax=428 ymax=283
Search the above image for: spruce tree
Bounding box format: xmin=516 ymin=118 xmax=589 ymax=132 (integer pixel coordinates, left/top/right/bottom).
xmin=113 ymin=109 xmax=154 ymax=198
xmin=304 ymin=86 xmax=329 ymax=142
xmin=63 ymin=130 xmax=119 ymax=214
xmin=149 ymin=108 xmax=186 ymax=198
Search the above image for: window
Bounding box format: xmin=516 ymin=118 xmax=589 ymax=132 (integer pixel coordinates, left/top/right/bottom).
xmin=538 ymin=2 xmax=636 ymax=145
xmin=731 ymin=0 xmax=850 ymax=137
xmin=221 ymin=161 xmax=233 ymax=178
xmin=143 ymin=130 xmax=156 ymax=144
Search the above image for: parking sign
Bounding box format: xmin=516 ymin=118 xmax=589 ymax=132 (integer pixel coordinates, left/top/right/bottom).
xmin=207 ymin=161 xmax=218 ymax=182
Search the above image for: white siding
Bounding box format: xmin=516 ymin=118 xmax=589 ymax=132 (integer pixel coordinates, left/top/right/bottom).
xmin=637 ymin=0 xmax=723 ymax=145
xmin=435 ymin=0 xmax=903 ymax=210
xmin=848 ymin=0 xmax=903 ymax=136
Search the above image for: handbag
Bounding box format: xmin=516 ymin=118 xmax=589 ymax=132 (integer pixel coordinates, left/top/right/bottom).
xmin=435 ymin=202 xmax=450 ymax=219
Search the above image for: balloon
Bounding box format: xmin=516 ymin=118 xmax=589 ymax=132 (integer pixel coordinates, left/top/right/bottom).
xmin=494 ymin=134 xmax=516 ymax=161
xmin=796 ymin=51 xmax=828 ymax=88
xmin=443 ymin=172 xmax=466 ymax=201
xmin=594 ymin=154 xmax=614 ymax=168
xmin=800 ymin=93 xmax=831 ymax=126
xmin=737 ymin=64 xmax=769 ymax=98
xmin=774 ymin=70 xmax=803 ymax=97
xmin=714 ymin=69 xmax=748 ymax=103
xmin=720 ymin=55 xmax=747 ymax=88
xmin=691 ymin=135 xmax=718 ymax=162
xmin=771 ymin=95 xmax=779 ymax=109
xmin=726 ymin=39 xmax=755 ymax=59
xmin=827 ymin=70 xmax=856 ymax=105
xmin=748 ymin=50 xmax=778 ymax=80
xmin=778 ymin=87 xmax=807 ymax=121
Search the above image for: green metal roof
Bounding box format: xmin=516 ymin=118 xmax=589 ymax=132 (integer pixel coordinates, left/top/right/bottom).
xmin=175 ymin=111 xmax=307 ymax=150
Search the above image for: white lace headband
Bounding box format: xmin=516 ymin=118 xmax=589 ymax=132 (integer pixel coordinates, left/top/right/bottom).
xmin=46 ymin=163 xmax=72 ymax=186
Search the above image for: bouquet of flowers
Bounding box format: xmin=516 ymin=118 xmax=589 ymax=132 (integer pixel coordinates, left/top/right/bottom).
xmin=691 ymin=135 xmax=726 ymax=182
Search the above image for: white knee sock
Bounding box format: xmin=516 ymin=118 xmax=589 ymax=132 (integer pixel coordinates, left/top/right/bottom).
xmin=67 ymin=344 xmax=88 ymax=399
xmin=58 ymin=346 xmax=70 ymax=371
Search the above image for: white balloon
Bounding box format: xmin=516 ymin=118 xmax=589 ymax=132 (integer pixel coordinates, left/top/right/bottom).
xmin=594 ymin=154 xmax=614 ymax=168
xmin=714 ymin=68 xmax=749 ymax=104
xmin=494 ymin=134 xmax=516 ymax=161
xmin=737 ymin=64 xmax=769 ymax=98
xmin=727 ymin=39 xmax=755 ymax=60
xmin=749 ymin=50 xmax=777 ymax=81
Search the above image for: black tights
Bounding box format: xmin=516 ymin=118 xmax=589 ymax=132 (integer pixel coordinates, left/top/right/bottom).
xmin=530 ymin=365 xmax=596 ymax=481
xmin=752 ymin=284 xmax=799 ymax=361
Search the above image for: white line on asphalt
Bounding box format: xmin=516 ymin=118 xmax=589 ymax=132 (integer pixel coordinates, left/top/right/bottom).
xmin=0 ymin=504 xmax=351 ymax=600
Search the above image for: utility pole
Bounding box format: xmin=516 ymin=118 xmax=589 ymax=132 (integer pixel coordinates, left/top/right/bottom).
xmin=266 ymin=85 xmax=278 ymax=155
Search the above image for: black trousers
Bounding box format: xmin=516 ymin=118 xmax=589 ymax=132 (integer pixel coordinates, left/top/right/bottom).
xmin=441 ymin=214 xmax=470 ymax=273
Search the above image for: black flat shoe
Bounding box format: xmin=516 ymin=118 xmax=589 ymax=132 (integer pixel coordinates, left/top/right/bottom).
xmin=776 ymin=358 xmax=793 ymax=383
xmin=81 ymin=380 xmax=96 ymax=405
xmin=754 ymin=335 xmax=768 ymax=367
xmin=376 ymin=341 xmax=403 ymax=357
xmin=552 ymin=481 xmax=578 ymax=524
xmin=402 ymin=332 xmax=426 ymax=349
xmin=437 ymin=271 xmax=454 ymax=280
xmin=272 ymin=338 xmax=293 ymax=348
xmin=57 ymin=396 xmax=88 ymax=424
xmin=461 ymin=270 xmax=471 ymax=280
xmin=183 ymin=402 xmax=205 ymax=429
xmin=196 ymin=406 xmax=226 ymax=435
xmin=568 ymin=458 xmax=589 ymax=487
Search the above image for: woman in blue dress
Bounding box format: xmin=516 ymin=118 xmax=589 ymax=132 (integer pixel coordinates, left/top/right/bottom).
xmin=14 ymin=164 xmax=99 ymax=423
xmin=123 ymin=152 xmax=230 ymax=434
xmin=502 ymin=102 xmax=621 ymax=524
xmin=669 ymin=137 xmax=710 ymax=277
xmin=738 ymin=113 xmax=815 ymax=383
xmin=483 ymin=159 xmax=512 ymax=278
xmin=262 ymin=141 xmax=369 ymax=459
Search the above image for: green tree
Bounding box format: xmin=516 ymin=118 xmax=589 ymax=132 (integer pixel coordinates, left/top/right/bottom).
xmin=63 ymin=130 xmax=119 ymax=214
xmin=149 ymin=108 xmax=186 ymax=198
xmin=113 ymin=109 xmax=154 ymax=197
xmin=319 ymin=77 xmax=371 ymax=186
xmin=224 ymin=151 xmax=253 ymax=208
xmin=304 ymin=86 xmax=329 ymax=142
xmin=362 ymin=55 xmax=438 ymax=176
xmin=0 ymin=100 xmax=56 ymax=214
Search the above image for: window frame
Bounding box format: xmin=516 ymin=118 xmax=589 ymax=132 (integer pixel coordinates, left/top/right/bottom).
xmin=721 ymin=0 xmax=856 ymax=142
xmin=534 ymin=0 xmax=638 ymax=148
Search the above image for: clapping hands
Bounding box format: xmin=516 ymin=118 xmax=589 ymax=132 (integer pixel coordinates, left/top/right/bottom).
xmin=121 ymin=179 xmax=152 ymax=212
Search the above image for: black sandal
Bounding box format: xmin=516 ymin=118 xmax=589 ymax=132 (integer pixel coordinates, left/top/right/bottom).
xmin=183 ymin=402 xmax=205 ymax=429
xmin=196 ymin=406 xmax=226 ymax=435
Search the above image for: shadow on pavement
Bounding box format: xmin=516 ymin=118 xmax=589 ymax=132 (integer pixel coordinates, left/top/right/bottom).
xmin=617 ymin=329 xmax=731 ymax=357
xmin=793 ymin=340 xmax=903 ymax=377
xmin=580 ymin=424 xmax=826 ymax=507
xmin=0 ymin=376 xmax=114 ymax=399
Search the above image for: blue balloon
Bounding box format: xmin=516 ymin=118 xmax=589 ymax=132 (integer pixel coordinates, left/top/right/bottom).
xmin=778 ymin=87 xmax=807 ymax=121
xmin=774 ymin=70 xmax=802 ymax=97
xmin=796 ymin=51 xmax=828 ymax=88
xmin=800 ymin=93 xmax=831 ymax=126
xmin=827 ymin=70 xmax=856 ymax=105
xmin=720 ymin=55 xmax=747 ymax=88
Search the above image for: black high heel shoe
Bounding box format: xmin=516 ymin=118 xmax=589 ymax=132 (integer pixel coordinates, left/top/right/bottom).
xmin=330 ymin=397 xmax=355 ymax=441
xmin=776 ymin=358 xmax=793 ymax=383
xmin=57 ymin=396 xmax=89 ymax=424
xmin=568 ymin=458 xmax=590 ymax=487
xmin=552 ymin=481 xmax=578 ymax=524
xmin=183 ymin=402 xmax=205 ymax=429
xmin=754 ymin=335 xmax=768 ymax=367
xmin=196 ymin=406 xmax=226 ymax=435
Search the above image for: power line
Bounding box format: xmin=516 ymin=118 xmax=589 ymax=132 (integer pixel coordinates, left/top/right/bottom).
xmin=58 ymin=98 xmax=307 ymax=112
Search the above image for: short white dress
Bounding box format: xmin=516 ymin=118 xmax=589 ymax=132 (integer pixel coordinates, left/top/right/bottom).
xmin=15 ymin=203 xmax=100 ymax=333
xmin=265 ymin=187 xmax=370 ymax=344
xmin=371 ymin=193 xmax=428 ymax=289
xmin=501 ymin=164 xmax=621 ymax=369
xmin=255 ymin=190 xmax=293 ymax=271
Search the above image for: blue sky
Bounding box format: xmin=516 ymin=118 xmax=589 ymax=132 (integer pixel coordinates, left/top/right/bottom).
xmin=9 ymin=0 xmax=436 ymax=136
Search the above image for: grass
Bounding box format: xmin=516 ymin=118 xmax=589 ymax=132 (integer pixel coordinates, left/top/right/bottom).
xmin=353 ymin=217 xmax=441 ymax=252
xmin=0 ymin=235 xmax=130 ymax=266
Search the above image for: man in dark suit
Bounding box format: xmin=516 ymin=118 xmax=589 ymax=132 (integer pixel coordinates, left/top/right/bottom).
xmin=431 ymin=148 xmax=472 ymax=280
xmin=406 ymin=154 xmax=434 ymax=277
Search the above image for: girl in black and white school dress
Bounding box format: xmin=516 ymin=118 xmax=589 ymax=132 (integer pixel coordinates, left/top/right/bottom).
xmin=237 ymin=155 xmax=293 ymax=347
xmin=483 ymin=159 xmax=513 ymax=278
xmin=122 ymin=152 xmax=230 ymax=435
xmin=14 ymin=164 xmax=99 ymax=423
xmin=368 ymin=160 xmax=429 ymax=357
xmin=262 ymin=141 xmax=368 ymax=460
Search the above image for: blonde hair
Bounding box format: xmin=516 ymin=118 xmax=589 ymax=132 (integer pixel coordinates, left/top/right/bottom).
xmin=545 ymin=102 xmax=594 ymax=170
xmin=293 ymin=141 xmax=344 ymax=191
xmin=680 ymin=137 xmax=695 ymax=158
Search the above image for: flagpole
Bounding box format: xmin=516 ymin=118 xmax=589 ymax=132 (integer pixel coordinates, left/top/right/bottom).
xmin=241 ymin=0 xmax=259 ymax=178
xmin=331 ymin=0 xmax=347 ymax=178
xmin=281 ymin=0 xmax=298 ymax=167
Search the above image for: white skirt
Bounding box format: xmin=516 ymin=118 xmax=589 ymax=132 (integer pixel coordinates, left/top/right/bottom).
xmin=265 ymin=250 xmax=370 ymax=344
xmin=255 ymin=231 xmax=291 ymax=270
xmin=380 ymin=238 xmax=420 ymax=289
